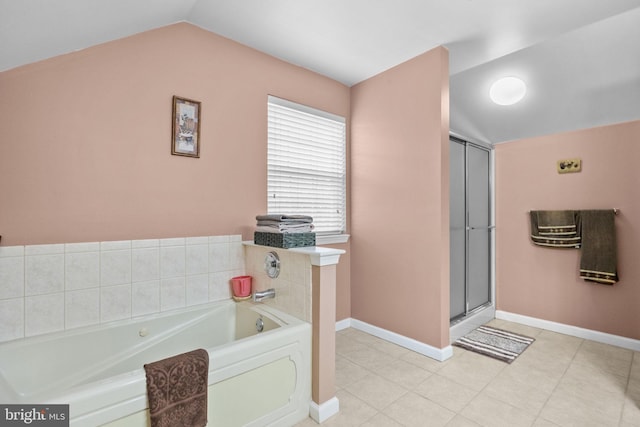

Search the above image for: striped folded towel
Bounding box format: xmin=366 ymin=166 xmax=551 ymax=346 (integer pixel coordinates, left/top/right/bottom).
xmin=530 ymin=210 xmax=580 ymax=248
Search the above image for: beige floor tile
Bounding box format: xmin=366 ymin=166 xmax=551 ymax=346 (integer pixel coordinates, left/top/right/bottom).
xmin=562 ymin=359 xmax=628 ymax=396
xmin=293 ymin=415 xmax=320 ymax=427
xmin=445 ymin=414 xmax=482 ymax=426
xmin=325 ymin=325 xmax=633 ymax=427
xmin=539 ymin=367 xmax=625 ymax=427
xmin=518 ymin=330 xmax=582 ymax=365
xmin=631 ymin=352 xmax=640 ymax=380
xmin=539 ymin=399 xmax=620 ymax=427
xmin=461 ymin=393 xmax=536 ymax=427
xmin=385 ymin=392 xmax=456 ymax=427
xmin=572 ymin=339 xmax=633 ymax=377
xmin=437 ymin=350 xmax=506 ymax=391
xmin=621 ymin=379 xmax=640 ymax=426
xmin=502 ymin=358 xmax=563 ymax=392
xmin=348 ymin=329 xmax=411 ymax=358
xmin=343 ymin=373 xmax=408 ymax=409
xmin=532 ymin=418 xmax=561 ymax=427
xmin=375 ymin=358 xmax=433 ymax=390
xmin=336 ymin=355 xmax=370 ymax=389
xmin=483 ymin=362 xmax=559 ymax=416
xmin=341 ymin=345 xmax=398 ymax=371
xmin=510 ymin=347 xmax=571 ymax=381
xmin=360 ymin=412 xmax=404 ymax=427
xmin=369 ymin=338 xmax=411 ymax=359
xmin=401 ymin=349 xmax=454 ymax=373
xmin=336 ymin=332 xmax=373 ymax=355
xmin=414 ymin=373 xmax=478 ymax=413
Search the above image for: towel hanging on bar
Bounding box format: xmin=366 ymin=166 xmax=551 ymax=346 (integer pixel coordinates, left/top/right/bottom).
xmin=528 ymin=209 xmax=619 ymax=285
xmin=527 ymin=208 xmax=618 ymax=215
xmin=529 ymin=210 xmax=581 ymax=248
xmin=578 ymin=210 xmax=619 ymax=285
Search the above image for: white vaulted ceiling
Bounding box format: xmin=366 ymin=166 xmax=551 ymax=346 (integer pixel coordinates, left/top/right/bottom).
xmin=2 ymin=0 xmax=639 ymax=143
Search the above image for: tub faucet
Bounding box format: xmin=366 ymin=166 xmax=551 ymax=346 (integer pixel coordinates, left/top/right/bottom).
xmin=253 ymin=288 xmax=276 ymax=302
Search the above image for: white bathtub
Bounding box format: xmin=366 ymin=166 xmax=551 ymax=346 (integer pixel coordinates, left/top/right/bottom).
xmin=0 ymin=300 xmax=311 ymax=426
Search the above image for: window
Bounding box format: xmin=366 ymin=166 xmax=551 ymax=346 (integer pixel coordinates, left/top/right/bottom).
xmin=267 ymin=96 xmax=346 ymax=236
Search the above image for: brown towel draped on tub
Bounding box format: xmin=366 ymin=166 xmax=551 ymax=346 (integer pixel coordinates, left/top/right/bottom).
xmin=529 ymin=210 xmax=581 ymax=248
xmin=578 ymin=210 xmax=619 ymax=285
xmin=144 ymin=348 xmax=209 ymax=427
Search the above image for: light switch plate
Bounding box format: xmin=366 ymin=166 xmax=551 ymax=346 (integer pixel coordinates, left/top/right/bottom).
xmin=557 ymin=158 xmax=581 ymax=174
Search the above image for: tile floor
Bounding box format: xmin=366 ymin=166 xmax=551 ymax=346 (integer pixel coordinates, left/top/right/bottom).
xmin=295 ymin=319 xmax=640 ymax=427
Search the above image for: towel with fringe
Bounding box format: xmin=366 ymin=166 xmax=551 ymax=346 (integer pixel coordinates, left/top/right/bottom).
xmin=529 ymin=210 xmax=581 ymax=248
xmin=144 ymin=349 xmax=209 ymax=427
xmin=578 ymin=210 xmax=619 ymax=285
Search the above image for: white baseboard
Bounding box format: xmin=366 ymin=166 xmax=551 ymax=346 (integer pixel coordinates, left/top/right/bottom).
xmin=495 ymin=310 xmax=640 ymax=352
xmin=337 ymin=317 xmax=452 ymax=361
xmin=335 ymin=318 xmax=352 ymax=332
xmin=309 ymin=397 xmax=339 ymax=424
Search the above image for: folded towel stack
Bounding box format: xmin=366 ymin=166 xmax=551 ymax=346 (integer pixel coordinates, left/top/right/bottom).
xmin=255 ymin=214 xmax=314 ymax=234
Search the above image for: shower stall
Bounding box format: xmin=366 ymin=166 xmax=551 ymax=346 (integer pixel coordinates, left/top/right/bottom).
xmin=449 ymin=135 xmax=495 ymax=341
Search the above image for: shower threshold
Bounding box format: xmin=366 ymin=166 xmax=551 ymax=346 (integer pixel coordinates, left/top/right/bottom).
xmin=449 ymin=303 xmax=495 ymax=343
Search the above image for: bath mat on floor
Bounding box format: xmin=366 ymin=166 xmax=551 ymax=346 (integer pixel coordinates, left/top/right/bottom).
xmin=453 ymin=325 xmax=535 ymax=363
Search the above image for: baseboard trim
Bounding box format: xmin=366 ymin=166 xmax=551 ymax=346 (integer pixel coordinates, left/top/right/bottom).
xmin=495 ymin=310 xmax=640 ymax=352
xmin=337 ymin=317 xmax=452 ymax=361
xmin=309 ymin=397 xmax=339 ymax=423
xmin=335 ymin=317 xmax=351 ymax=332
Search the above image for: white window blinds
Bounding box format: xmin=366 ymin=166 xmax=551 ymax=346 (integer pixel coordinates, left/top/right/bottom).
xmin=267 ymin=96 xmax=346 ymax=235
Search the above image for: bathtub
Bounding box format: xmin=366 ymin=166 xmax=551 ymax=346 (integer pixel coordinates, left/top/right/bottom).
xmin=0 ymin=300 xmax=312 ymax=426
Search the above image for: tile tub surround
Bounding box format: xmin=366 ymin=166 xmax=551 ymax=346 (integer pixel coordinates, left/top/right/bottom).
xmin=0 ymin=235 xmax=244 ymax=342
xmin=244 ymin=244 xmax=313 ymax=323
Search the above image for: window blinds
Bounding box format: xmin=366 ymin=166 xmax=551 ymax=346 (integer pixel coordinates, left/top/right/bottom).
xmin=267 ymin=96 xmax=346 ymax=235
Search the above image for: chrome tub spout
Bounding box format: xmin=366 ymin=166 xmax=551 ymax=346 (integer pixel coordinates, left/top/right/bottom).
xmin=253 ymin=288 xmax=276 ymax=302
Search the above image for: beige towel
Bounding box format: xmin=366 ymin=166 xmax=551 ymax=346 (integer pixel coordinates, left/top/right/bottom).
xmin=144 ymin=349 xmax=209 ymax=427
xmin=578 ymin=210 xmax=619 ymax=285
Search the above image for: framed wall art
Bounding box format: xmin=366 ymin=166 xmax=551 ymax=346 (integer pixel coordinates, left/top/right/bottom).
xmin=171 ymin=96 xmax=201 ymax=158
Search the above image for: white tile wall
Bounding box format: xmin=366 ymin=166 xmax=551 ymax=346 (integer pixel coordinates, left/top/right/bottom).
xmin=25 ymin=251 xmax=65 ymax=296
xmin=132 ymin=247 xmax=159 ymax=283
xmin=25 ymin=292 xmax=65 ymax=336
xmin=0 ymin=256 xmax=24 ymax=299
xmin=65 ymin=288 xmax=100 ymax=329
xmin=0 ymin=234 xmax=245 ymax=342
xmin=0 ymin=298 xmax=24 ymax=342
xmin=132 ymin=280 xmax=160 ymax=317
xmin=65 ymin=250 xmax=100 ymax=290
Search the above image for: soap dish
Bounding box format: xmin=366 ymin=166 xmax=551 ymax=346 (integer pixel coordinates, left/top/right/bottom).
xmin=232 ymin=295 xmax=251 ymax=302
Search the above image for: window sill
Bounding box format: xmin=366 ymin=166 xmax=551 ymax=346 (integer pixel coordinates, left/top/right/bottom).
xmin=316 ymin=234 xmax=350 ymax=245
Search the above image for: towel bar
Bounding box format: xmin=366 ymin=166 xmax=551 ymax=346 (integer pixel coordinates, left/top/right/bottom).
xmin=527 ymin=209 xmax=619 ymax=214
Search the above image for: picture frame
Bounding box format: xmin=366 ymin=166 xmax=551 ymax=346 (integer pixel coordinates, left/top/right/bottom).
xmin=171 ymin=96 xmax=201 ymax=158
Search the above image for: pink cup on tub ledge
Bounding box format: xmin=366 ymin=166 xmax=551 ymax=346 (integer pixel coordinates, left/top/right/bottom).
xmin=231 ymin=275 xmax=252 ymax=299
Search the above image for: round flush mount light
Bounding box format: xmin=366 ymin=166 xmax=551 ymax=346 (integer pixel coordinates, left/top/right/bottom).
xmin=489 ymin=76 xmax=527 ymax=105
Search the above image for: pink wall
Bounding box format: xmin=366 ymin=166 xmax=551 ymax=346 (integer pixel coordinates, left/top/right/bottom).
xmin=0 ymin=23 xmax=352 ymax=319
xmin=495 ymin=120 xmax=640 ymax=340
xmin=350 ymin=47 xmax=450 ymax=348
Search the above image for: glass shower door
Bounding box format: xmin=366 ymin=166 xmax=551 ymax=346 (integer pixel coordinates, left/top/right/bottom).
xmin=466 ymin=145 xmax=491 ymax=312
xmin=450 ymin=140 xmax=467 ymax=320
xmin=450 ymin=137 xmax=492 ymax=321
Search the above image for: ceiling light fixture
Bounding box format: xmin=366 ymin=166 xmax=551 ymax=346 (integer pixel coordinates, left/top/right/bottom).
xmin=489 ymin=77 xmax=526 ymax=106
